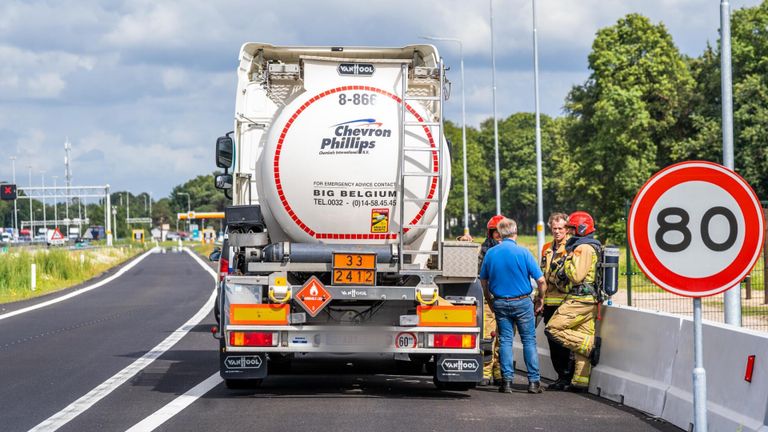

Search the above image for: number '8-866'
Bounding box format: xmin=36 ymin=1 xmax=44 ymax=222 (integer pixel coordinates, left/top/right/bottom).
xmin=338 ymin=93 xmax=376 ymax=105
xmin=656 ymin=206 xmax=738 ymax=253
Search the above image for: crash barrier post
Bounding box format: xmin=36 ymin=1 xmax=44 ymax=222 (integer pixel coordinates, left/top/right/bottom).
xmin=662 ymin=318 xmax=768 ymax=432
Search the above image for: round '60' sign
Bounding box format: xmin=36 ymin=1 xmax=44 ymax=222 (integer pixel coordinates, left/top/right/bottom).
xmin=628 ymin=161 xmax=764 ymax=297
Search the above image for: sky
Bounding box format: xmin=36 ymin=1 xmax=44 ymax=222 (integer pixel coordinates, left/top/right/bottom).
xmin=0 ymin=0 xmax=762 ymax=198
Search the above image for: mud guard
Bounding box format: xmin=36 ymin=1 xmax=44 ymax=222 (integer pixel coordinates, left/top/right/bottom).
xmin=220 ymin=342 xmax=268 ymax=380
xmin=433 ymin=353 xmax=483 ymax=383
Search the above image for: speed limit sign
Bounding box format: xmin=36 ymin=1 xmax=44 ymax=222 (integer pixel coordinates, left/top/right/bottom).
xmin=628 ymin=161 xmax=764 ymax=297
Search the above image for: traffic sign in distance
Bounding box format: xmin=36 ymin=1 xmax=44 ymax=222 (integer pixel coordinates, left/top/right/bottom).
xmin=628 ymin=161 xmax=764 ymax=297
xmin=1 ymin=184 xmax=16 ymax=200
xmin=294 ymin=276 xmax=332 ymax=317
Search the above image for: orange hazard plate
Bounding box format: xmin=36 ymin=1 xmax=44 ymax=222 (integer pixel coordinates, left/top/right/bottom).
xmin=333 ymin=253 xmax=376 ymax=269
xmin=332 ymin=269 xmax=375 ymax=286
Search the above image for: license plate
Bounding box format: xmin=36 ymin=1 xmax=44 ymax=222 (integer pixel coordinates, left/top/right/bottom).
xmin=333 ymin=253 xmax=376 ymax=269
xmin=326 ymin=332 xmax=389 ymax=348
xmin=333 ymin=269 xmax=375 ymax=285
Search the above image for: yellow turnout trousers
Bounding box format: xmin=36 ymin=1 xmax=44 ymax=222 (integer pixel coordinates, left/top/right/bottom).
xmin=545 ymin=298 xmax=597 ymax=388
xmin=483 ymin=302 xmax=501 ymax=381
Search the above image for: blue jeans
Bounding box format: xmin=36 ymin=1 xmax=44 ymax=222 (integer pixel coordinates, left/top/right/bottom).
xmin=492 ymin=297 xmax=540 ymax=382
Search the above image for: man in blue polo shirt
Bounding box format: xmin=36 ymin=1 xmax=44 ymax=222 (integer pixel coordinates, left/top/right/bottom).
xmin=480 ymin=218 xmax=546 ymax=394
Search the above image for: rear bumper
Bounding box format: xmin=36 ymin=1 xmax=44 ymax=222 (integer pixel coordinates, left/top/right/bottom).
xmin=224 ymin=325 xmax=481 ymax=354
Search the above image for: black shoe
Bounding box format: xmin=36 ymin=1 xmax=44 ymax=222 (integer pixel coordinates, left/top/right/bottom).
xmin=493 ymin=378 xmax=503 ymax=387
xmin=590 ymin=336 xmax=602 ymax=366
xmin=565 ymin=384 xmax=588 ymax=393
xmin=498 ymin=380 xmax=513 ymax=393
xmin=547 ymin=378 xmax=568 ymax=391
xmin=527 ymin=381 xmax=544 ymax=394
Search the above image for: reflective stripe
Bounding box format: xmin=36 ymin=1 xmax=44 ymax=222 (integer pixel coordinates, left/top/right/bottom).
xmin=572 ymin=375 xmax=590 ymax=385
xmin=581 ymin=335 xmax=592 ymax=355
xmin=543 ymin=297 xmax=565 ymax=306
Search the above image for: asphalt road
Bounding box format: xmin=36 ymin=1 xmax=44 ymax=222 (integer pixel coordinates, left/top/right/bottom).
xmin=0 ymin=248 xmax=681 ymax=432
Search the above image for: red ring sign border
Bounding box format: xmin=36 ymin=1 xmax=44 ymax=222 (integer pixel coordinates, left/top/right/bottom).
xmin=628 ymin=161 xmax=764 ymax=297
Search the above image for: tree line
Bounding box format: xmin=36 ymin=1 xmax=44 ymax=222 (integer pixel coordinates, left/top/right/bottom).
xmin=445 ymin=5 xmax=768 ymax=242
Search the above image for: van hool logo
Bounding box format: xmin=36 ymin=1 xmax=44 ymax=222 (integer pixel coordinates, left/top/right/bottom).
xmin=440 ymin=358 xmax=480 ymax=373
xmin=224 ymin=356 xmax=263 ymax=369
xmin=319 ymin=118 xmax=392 ymax=155
xmin=338 ymin=63 xmax=375 ymax=76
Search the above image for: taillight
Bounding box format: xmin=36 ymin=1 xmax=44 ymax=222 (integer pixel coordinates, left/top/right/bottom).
xmin=229 ymin=331 xmax=278 ymax=347
xmin=428 ymin=333 xmax=476 ymax=349
xmin=219 ymin=258 xmax=229 ymax=281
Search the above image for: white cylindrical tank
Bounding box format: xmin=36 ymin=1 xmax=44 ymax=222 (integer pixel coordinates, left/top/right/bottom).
xmin=257 ymin=58 xmax=450 ymax=246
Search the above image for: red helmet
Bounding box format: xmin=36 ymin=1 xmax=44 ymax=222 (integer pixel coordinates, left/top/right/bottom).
xmin=566 ymin=211 xmax=595 ymax=236
xmin=487 ymin=214 xmax=505 ymax=230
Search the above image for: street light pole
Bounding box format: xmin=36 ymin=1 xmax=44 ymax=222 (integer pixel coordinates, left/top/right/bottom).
xmin=41 ymin=171 xmax=47 ymax=234
xmin=10 ymin=156 xmax=18 ymax=237
xmin=420 ymin=35 xmax=470 ymax=236
xmin=28 ymin=165 xmax=34 ymax=238
xmin=490 ymin=0 xmax=501 ymax=216
xmin=52 ymin=176 xmax=59 ymax=229
xmin=532 ymin=0 xmax=545 ymax=258
xmin=720 ymin=0 xmax=740 ymax=328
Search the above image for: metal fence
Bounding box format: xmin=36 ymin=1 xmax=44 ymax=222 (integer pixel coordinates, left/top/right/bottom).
xmin=614 ymin=202 xmax=768 ymax=333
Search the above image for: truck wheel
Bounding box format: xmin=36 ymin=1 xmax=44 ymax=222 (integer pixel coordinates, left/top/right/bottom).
xmin=268 ymin=354 xmax=293 ymax=374
xmin=394 ymin=359 xmax=424 ymax=375
xmin=433 ymin=380 xmax=476 ymax=391
xmin=225 ymin=378 xmax=263 ymax=390
xmin=214 ymin=296 xmax=221 ymax=324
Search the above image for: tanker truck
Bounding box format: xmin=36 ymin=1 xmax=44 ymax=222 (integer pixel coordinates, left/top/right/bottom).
xmin=212 ymin=43 xmax=484 ymax=390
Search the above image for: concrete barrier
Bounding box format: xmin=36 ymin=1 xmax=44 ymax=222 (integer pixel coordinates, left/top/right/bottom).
xmin=663 ymin=318 xmax=768 ymax=432
xmin=510 ymin=304 xmax=768 ymax=430
xmin=589 ymin=305 xmax=682 ymax=417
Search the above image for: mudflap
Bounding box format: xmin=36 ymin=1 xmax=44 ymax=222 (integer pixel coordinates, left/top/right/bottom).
xmin=433 ymin=353 xmax=483 ymax=383
xmin=219 ymin=348 xmax=268 ymax=380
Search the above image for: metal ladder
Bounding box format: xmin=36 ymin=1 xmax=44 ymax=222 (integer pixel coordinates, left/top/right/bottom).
xmin=397 ymin=59 xmax=446 ymax=278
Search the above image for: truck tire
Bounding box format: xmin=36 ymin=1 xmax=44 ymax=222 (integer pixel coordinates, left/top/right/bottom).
xmin=268 ymin=353 xmax=293 ymax=374
xmin=225 ymin=378 xmax=263 ymax=390
xmin=214 ymin=293 xmax=221 ymax=324
xmin=433 ymin=379 xmax=476 ymax=391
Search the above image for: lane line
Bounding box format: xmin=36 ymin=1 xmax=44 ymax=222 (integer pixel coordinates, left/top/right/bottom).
xmin=0 ymin=247 xmax=159 ymax=322
xmin=29 ymin=248 xmax=217 ymax=432
xmin=125 ymin=372 xmax=222 ymax=432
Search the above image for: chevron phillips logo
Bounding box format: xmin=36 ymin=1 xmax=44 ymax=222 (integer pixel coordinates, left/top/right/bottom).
xmin=295 ymin=276 xmax=332 ymax=317
xmin=319 ymin=118 xmax=392 ymax=155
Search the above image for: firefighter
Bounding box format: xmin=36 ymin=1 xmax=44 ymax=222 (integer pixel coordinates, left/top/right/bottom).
xmin=536 ymin=212 xmax=574 ymax=390
xmin=545 ymin=211 xmax=602 ymax=392
xmin=480 ymin=214 xmax=505 ymax=386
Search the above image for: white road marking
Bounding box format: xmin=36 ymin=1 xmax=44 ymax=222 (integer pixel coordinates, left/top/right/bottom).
xmin=0 ymin=247 xmax=158 ymax=322
xmin=125 ymin=372 xmax=222 ymax=432
xmin=29 ymin=248 xmax=217 ymax=432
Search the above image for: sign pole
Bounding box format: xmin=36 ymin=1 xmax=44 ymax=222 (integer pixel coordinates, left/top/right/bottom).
xmin=692 ymin=297 xmax=708 ymax=431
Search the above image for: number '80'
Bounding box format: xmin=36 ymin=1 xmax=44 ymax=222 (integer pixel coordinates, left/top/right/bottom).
xmin=655 ymin=206 xmax=738 ymax=253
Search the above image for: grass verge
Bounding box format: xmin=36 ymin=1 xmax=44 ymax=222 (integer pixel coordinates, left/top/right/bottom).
xmin=0 ymin=246 xmax=146 ymax=304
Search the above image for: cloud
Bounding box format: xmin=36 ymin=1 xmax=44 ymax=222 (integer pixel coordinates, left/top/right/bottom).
xmin=0 ymin=0 xmax=762 ymax=197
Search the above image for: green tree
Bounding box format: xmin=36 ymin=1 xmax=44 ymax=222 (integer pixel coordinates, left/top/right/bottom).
xmin=565 ymin=13 xmax=695 ymax=241
xmin=445 ymin=121 xmax=492 ymax=237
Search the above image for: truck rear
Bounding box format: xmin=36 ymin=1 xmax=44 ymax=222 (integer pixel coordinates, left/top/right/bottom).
xmin=212 ymin=43 xmax=484 ymax=390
